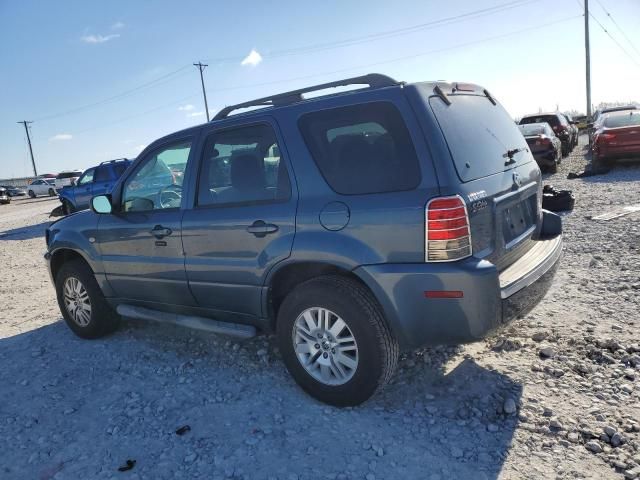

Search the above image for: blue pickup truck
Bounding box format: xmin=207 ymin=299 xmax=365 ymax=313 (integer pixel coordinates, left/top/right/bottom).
xmin=59 ymin=159 xmax=131 ymax=214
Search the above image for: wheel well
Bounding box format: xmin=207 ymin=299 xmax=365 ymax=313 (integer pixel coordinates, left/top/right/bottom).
xmin=50 ymin=249 xmax=90 ymax=281
xmin=267 ymin=262 xmax=369 ymax=325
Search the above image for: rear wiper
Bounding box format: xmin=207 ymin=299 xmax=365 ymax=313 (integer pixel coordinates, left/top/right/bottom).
xmin=503 ymin=147 xmax=527 ymax=165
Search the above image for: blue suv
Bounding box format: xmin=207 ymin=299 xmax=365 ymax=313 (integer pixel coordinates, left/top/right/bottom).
xmin=59 ymin=159 xmax=131 ymax=214
xmin=45 ymin=74 xmax=562 ymax=405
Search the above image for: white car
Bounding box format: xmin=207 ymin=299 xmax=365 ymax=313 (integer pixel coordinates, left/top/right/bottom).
xmin=54 ymin=170 xmax=82 ymax=191
xmin=27 ymin=179 xmax=58 ymax=198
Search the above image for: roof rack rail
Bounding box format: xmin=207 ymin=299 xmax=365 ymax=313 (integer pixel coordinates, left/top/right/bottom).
xmin=99 ymin=158 xmax=129 ymax=165
xmin=213 ymin=73 xmax=400 ymax=120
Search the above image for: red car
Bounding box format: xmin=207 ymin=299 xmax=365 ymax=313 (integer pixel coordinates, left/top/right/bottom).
xmin=593 ymin=111 xmax=640 ymax=164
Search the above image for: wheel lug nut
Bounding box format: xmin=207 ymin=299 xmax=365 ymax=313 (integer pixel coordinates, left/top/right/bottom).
xmin=314 ymin=343 xmax=320 ymax=349
xmin=317 ymin=333 xmax=323 ymax=339
xmin=331 ymin=348 xmax=335 ymax=354
xmin=323 ymin=352 xmax=328 ymax=359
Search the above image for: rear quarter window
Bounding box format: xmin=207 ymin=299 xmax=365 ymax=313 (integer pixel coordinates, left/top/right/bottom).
xmin=298 ymin=102 xmax=421 ymax=195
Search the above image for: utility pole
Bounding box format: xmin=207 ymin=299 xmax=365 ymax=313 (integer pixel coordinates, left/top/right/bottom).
xmin=585 ymin=0 xmax=592 ymax=119
xmin=193 ymin=62 xmax=210 ymax=121
xmin=18 ymin=121 xmax=38 ymax=177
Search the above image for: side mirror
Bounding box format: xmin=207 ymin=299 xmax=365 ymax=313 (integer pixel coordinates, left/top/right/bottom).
xmin=91 ymin=195 xmax=113 ymax=214
xmin=586 ymin=122 xmax=594 ymax=129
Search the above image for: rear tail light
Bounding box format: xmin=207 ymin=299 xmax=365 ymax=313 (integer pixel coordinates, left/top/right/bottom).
xmin=426 ymin=195 xmax=472 ymax=262
xmin=599 ymin=133 xmax=616 ymax=142
xmin=534 ymin=135 xmax=551 ymax=146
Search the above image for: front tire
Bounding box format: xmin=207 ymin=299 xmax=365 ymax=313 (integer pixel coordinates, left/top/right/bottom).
xmin=277 ymin=275 xmax=399 ymax=406
xmin=28 ymin=190 xmax=36 ymax=198
xmin=62 ymin=199 xmax=75 ymax=215
xmin=55 ymin=259 xmax=119 ymax=339
xmin=48 ymin=188 xmax=56 ymax=197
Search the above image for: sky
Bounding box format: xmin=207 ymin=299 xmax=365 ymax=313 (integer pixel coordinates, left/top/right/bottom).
xmin=1 ymin=0 xmax=639 ymax=179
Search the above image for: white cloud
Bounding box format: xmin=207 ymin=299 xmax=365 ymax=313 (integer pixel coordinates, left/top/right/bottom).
xmin=111 ymin=22 xmax=125 ymax=30
xmin=178 ymin=104 xmax=195 ymax=111
xmin=49 ymin=134 xmax=73 ymax=141
xmin=188 ymin=111 xmax=205 ymax=118
xmin=240 ymin=49 xmax=262 ymax=67
xmin=81 ymin=33 xmax=120 ymax=44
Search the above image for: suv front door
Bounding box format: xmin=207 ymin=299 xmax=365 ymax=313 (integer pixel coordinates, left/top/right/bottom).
xmin=181 ymin=120 xmax=297 ymax=324
xmin=74 ymin=168 xmax=95 ymax=209
xmin=98 ymin=138 xmax=196 ymax=306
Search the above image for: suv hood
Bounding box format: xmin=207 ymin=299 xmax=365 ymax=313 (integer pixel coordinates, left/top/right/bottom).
xmin=48 ymin=209 xmax=97 ymax=231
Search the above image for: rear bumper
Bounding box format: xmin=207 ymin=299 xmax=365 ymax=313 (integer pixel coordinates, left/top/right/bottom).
xmin=595 ymin=144 xmax=640 ymax=159
xmin=531 ymin=149 xmax=557 ymax=166
xmin=354 ymin=232 xmax=562 ymax=350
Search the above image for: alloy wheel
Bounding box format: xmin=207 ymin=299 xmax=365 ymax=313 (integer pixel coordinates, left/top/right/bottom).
xmin=292 ymin=307 xmax=359 ymax=386
xmin=63 ymin=277 xmax=92 ymax=327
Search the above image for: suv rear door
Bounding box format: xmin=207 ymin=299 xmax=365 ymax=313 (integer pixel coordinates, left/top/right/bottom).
xmin=181 ymin=119 xmax=296 ymax=323
xmin=410 ymin=84 xmax=541 ymax=270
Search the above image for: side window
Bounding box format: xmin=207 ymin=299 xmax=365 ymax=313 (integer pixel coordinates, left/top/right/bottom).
xmin=113 ymin=163 xmax=129 ymax=178
xmin=122 ymin=141 xmax=191 ymax=212
xmin=94 ymin=166 xmax=111 ymax=183
xmin=77 ymin=168 xmax=95 ymax=186
xmin=32 ymin=180 xmax=42 ymax=185
xmin=197 ymin=124 xmax=291 ymax=207
xmin=298 ymin=102 xmax=421 ymax=195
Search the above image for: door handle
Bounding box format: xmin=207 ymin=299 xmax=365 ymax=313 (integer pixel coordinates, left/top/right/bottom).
xmin=150 ymin=225 xmax=172 ymax=239
xmin=246 ymin=220 xmax=279 ymax=237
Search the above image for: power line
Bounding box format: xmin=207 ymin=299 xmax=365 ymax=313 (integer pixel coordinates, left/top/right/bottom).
xmin=73 ymin=14 xmax=580 ymax=135
xmin=33 ymin=65 xmax=192 ymax=123
xmin=594 ymin=0 xmax=640 ymax=57
xmin=205 ymin=0 xmax=538 ymax=62
xmin=575 ymin=0 xmax=640 ymax=68
xmin=589 ymin=12 xmax=640 ymax=67
xmin=30 ymin=0 xmax=537 ymax=124
xmin=74 ymin=93 xmax=200 ymax=134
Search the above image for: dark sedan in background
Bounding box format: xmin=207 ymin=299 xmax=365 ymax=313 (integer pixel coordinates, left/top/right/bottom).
xmin=519 ymin=112 xmax=573 ymax=157
xmin=593 ymin=111 xmax=640 ymax=164
xmin=0 ymin=185 xmax=26 ymax=197
xmin=518 ymin=122 xmax=562 ymax=172
xmin=0 ymin=187 xmax=10 ymax=204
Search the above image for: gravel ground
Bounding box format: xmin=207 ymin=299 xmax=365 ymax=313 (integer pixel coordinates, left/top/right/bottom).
xmin=1 ymin=136 xmax=639 ymax=480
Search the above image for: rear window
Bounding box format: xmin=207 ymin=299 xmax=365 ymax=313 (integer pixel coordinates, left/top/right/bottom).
xmin=57 ymin=171 xmax=81 ymax=179
xmin=520 ymin=115 xmax=560 ymax=127
xmin=430 ymin=94 xmax=531 ymax=182
xmin=604 ymin=113 xmax=640 ymax=128
xmin=298 ymin=102 xmax=421 ymax=195
xmin=519 ymin=124 xmax=546 ymax=136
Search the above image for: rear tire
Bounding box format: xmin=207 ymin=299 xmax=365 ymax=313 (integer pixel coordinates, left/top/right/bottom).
xmin=548 ymin=161 xmax=558 ymax=174
xmin=28 ymin=190 xmax=35 ymax=198
xmin=48 ymin=188 xmax=56 ymax=197
xmin=277 ymin=275 xmax=399 ymax=406
xmin=55 ymin=259 xmax=120 ymax=339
